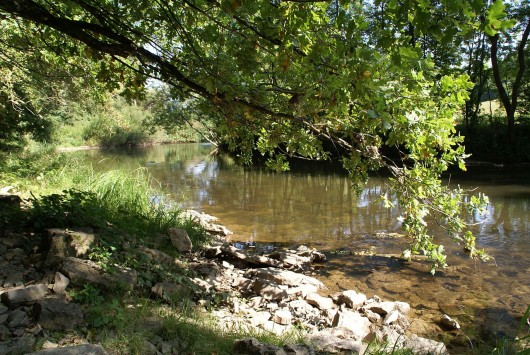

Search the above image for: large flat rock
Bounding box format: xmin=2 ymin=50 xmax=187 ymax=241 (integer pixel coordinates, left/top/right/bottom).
xmin=247 ymin=268 xmax=325 ymax=289
xmin=1 ymin=284 xmax=49 ymax=307
xmin=61 ymin=257 xmax=137 ymax=291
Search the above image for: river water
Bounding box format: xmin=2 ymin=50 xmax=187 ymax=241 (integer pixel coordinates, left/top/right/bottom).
xmin=78 ymin=143 xmax=530 ymax=348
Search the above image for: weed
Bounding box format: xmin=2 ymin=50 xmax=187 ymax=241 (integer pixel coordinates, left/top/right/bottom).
xmin=489 ymin=305 xmax=530 ymax=354
xmin=70 ymin=284 xmax=127 ymax=329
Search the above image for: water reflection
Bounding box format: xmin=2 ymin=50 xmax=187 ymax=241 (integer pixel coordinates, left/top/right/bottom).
xmin=77 ymin=144 xmax=530 ymax=342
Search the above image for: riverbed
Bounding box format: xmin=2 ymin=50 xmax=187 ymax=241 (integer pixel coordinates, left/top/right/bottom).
xmin=76 ymin=143 xmax=530 ymax=348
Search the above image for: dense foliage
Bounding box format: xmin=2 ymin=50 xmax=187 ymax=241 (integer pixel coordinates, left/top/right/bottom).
xmin=1 ymin=0 xmax=527 ymax=271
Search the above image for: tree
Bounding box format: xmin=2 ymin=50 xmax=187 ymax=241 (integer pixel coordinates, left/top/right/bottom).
xmin=0 ymin=0 xmax=494 ymax=272
xmin=0 ymin=9 xmax=148 ymax=149
xmin=485 ymin=0 xmax=530 ymax=142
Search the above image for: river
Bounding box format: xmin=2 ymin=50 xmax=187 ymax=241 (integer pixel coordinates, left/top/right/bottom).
xmin=77 ymin=143 xmax=530 ymax=349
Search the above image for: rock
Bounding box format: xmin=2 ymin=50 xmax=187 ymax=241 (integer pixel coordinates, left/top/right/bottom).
xmin=61 ymin=257 xmax=137 ymax=291
xmin=44 ymin=228 xmax=97 ymax=267
xmin=305 ymin=293 xmax=334 ymax=310
xmin=232 ymin=337 xmax=282 ymax=355
xmin=219 ymin=246 xmax=283 ymax=268
xmin=321 ymin=308 xmax=339 ymax=327
xmin=33 ymin=299 xmax=84 ymax=331
xmin=168 ymin=227 xmax=193 ymax=253
xmin=272 ymin=309 xmax=292 ymax=325
xmin=249 ymin=268 xmax=325 ymax=289
xmin=7 ymin=308 xmax=30 ymax=329
xmin=248 ymin=311 xmax=271 ymax=327
xmin=332 ymin=310 xmax=372 ymax=340
xmin=252 ymin=279 xmax=287 ymax=300
xmin=363 ymin=309 xmax=382 ymax=323
xmin=266 ymin=302 xmax=279 ymax=311
xmin=268 ymin=252 xmax=312 ymax=269
xmin=28 ymin=343 xmax=109 ymax=354
xmin=288 ymin=299 xmax=309 ymax=308
xmin=308 ymin=251 xmax=326 ymax=263
xmin=0 ymin=304 xmax=8 ymax=315
xmin=203 ymin=246 xmax=222 ymax=258
xmin=159 ymin=340 xmax=173 ymax=354
xmin=402 ymin=334 xmax=448 ymax=354
xmin=262 ymin=320 xmax=290 ymax=335
xmin=363 ymin=301 xmax=410 ymax=316
xmin=151 ymin=282 xmax=193 ymax=303
xmin=180 ymin=210 xmax=233 ymax=236
xmin=195 ymin=261 xmax=220 ymax=278
xmin=333 ymin=290 xmax=367 ymax=310
xmin=283 ymin=344 xmax=315 ymax=355
xmin=308 ymin=328 xmax=367 ymax=354
xmin=52 ymin=272 xmax=70 ymax=295
xmin=3 ymin=271 xmax=24 ymax=288
xmin=232 ymin=276 xmax=253 ymax=290
xmin=221 ymin=260 xmax=234 ymax=269
xmin=1 ymin=284 xmax=49 ymax=306
xmin=368 ymin=326 xmax=406 ymax=347
xmin=286 ymin=285 xmax=319 ymax=299
xmin=0 ymin=335 xmax=36 ymax=355
xmin=293 ymin=246 xmax=327 ymax=263
xmin=246 ymin=296 xmax=262 ymax=307
xmin=440 ymin=314 xmax=461 ymax=330
xmin=384 ymin=310 xmax=400 ymax=325
xmin=40 ymin=340 xmax=59 ymax=349
xmin=393 ymin=301 xmax=411 ymax=314
xmin=190 ymin=277 xmax=211 ymax=293
xmin=137 ymin=246 xmax=175 ymax=266
xmin=0 ymin=324 xmax=9 ymax=341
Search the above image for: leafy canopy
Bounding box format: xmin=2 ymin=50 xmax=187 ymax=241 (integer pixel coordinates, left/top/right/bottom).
xmin=0 ymin=0 xmax=499 ymax=272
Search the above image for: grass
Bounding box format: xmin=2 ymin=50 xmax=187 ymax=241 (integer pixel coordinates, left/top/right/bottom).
xmin=487 ymin=306 xmax=530 ymax=355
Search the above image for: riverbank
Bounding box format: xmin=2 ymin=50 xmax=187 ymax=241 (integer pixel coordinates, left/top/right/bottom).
xmin=0 ymin=191 xmax=454 ymax=354
xmin=1 ymin=144 xmax=529 ymax=353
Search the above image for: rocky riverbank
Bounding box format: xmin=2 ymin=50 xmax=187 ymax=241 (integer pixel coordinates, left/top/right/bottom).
xmin=0 ymin=196 xmax=451 ymax=354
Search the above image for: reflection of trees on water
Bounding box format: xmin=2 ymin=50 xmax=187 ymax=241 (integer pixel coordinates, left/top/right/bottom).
xmin=81 ymin=144 xmax=530 ymax=253
xmin=147 ymin=151 xmax=404 ymax=245
xmin=467 ymin=190 xmax=530 ymax=248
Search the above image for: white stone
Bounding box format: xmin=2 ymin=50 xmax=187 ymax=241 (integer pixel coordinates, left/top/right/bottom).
xmin=441 ymin=314 xmax=461 ymax=330
xmin=250 ymin=268 xmax=325 ymax=289
xmin=262 ymin=320 xmax=290 ymax=335
xmin=332 ymin=310 xmax=372 ymax=340
xmin=338 ymin=290 xmax=367 ymax=309
xmin=305 ymin=293 xmax=334 ymax=310
xmin=384 ymin=310 xmax=400 ymax=325
xmin=272 ymin=309 xmax=292 ymax=325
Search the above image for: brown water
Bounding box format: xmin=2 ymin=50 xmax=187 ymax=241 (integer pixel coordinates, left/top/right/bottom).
xmin=79 ymin=143 xmax=530 ymax=348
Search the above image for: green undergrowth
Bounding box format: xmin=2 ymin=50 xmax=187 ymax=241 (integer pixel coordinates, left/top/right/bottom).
xmin=51 ymin=93 xmax=203 ymax=148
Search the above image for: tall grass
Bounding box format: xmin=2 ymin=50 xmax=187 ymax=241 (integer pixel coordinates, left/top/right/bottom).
xmin=0 ymin=145 xmax=209 ymax=248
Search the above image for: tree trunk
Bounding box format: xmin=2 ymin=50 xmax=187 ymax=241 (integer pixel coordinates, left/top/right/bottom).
xmin=489 ymin=19 xmax=530 ymax=144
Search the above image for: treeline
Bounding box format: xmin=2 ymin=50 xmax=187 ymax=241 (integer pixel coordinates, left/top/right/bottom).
xmin=1 ymin=2 xmax=528 ymax=163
